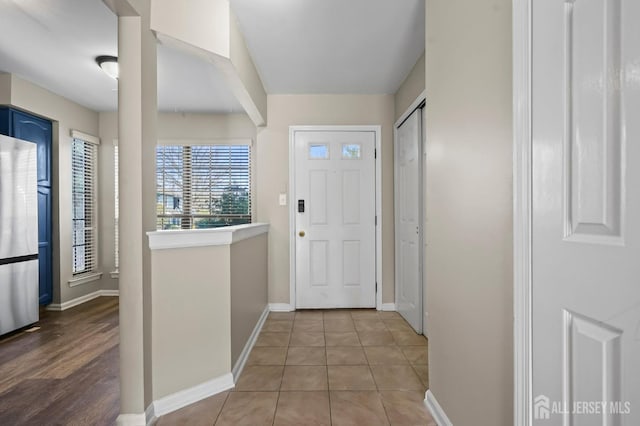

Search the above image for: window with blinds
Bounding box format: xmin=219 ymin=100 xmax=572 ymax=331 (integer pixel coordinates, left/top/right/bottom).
xmin=72 ymin=138 xmax=98 ymax=275
xmin=114 ymin=145 xmax=119 ymax=270
xmin=156 ymin=145 xmax=251 ymax=230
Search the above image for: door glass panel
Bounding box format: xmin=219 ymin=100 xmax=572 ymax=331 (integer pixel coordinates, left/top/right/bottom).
xmin=309 ymin=144 xmax=329 ymax=159
xmin=342 ymin=144 xmax=361 ymax=159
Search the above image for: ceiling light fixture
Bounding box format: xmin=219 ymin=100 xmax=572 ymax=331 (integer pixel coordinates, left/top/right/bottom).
xmin=96 ymin=55 xmax=118 ymax=80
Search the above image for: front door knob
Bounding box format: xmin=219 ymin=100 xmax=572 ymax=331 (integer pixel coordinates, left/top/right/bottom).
xmin=299 ymin=231 xmax=306 ymax=237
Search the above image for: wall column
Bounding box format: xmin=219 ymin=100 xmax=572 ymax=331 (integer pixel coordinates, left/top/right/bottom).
xmin=115 ymin=0 xmax=157 ymax=423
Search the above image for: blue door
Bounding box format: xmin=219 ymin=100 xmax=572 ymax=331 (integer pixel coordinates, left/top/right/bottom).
xmin=0 ymin=108 xmax=53 ymax=306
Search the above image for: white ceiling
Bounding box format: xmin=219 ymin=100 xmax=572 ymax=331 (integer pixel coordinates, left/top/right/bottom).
xmin=0 ymin=0 xmax=243 ymax=113
xmin=0 ymin=0 xmax=118 ymax=111
xmin=230 ymin=0 xmax=425 ymax=94
xmin=0 ymin=0 xmax=425 ymax=113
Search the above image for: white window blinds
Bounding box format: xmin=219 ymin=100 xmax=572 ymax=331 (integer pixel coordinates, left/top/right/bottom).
xmin=114 ymin=145 xmax=119 ymax=269
xmin=72 ymin=137 xmax=98 ymax=275
xmin=156 ymin=145 xmax=251 ymax=230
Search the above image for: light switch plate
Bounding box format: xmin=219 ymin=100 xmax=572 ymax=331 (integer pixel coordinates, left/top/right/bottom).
xmin=279 ymin=193 xmax=287 ymax=206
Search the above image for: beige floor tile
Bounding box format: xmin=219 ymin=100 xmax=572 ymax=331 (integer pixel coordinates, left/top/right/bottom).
xmin=377 ymin=311 xmax=402 ymax=320
xmin=350 ymin=310 xmax=380 ymax=320
xmin=295 ymin=310 xmax=324 ymax=320
xmin=286 ymin=347 xmax=327 ymax=365
xmin=412 ymin=364 xmax=429 ymax=388
xmin=329 ymin=391 xmax=389 ymax=426
xmin=370 ymin=365 xmax=424 ymax=391
xmin=401 ymin=346 xmax=428 ymax=364
xmin=325 ymin=332 xmax=361 ymax=346
xmin=327 ymin=365 xmax=377 ymax=390
xmin=269 ymin=312 xmax=295 ymax=321
xmin=354 ymin=319 xmax=387 ymax=332
xmin=280 ymin=366 xmax=328 ymax=391
xmin=262 ymin=320 xmax=293 ymax=332
xmin=247 ymin=347 xmax=288 ymax=366
xmin=323 ymin=318 xmax=356 ymax=332
xmin=215 ymin=391 xmax=278 ymax=426
xmin=273 ymin=391 xmax=331 ymax=426
xmin=293 ymin=319 xmax=324 ymax=333
xmin=326 ymin=346 xmax=368 ymax=365
xmin=323 ymin=310 xmax=352 ymax=319
xmin=357 ymin=331 xmax=395 ymax=346
xmin=379 ymin=391 xmax=436 ymax=426
xmin=289 ymin=332 xmax=325 ymax=347
xmin=364 ymin=346 xmax=409 ymax=365
xmin=234 ymin=366 xmax=283 ymax=391
xmin=255 ymin=332 xmax=291 ymax=347
xmin=391 ymin=331 xmax=428 ymax=346
xmin=157 ymin=392 xmax=229 ymax=426
xmin=383 ymin=319 xmax=414 ymax=332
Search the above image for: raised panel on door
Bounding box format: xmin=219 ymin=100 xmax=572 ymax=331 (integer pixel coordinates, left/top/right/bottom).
xmin=309 ymin=240 xmax=329 ymax=287
xmin=342 ymin=240 xmax=360 ymax=286
xmin=37 ymin=186 xmax=52 ymax=305
xmin=532 ymin=0 xmax=639 ymax=423
xmin=563 ymin=0 xmax=623 ymax=243
xmin=341 ymin=170 xmax=360 ymax=225
xmin=309 ymin=170 xmax=328 ymax=226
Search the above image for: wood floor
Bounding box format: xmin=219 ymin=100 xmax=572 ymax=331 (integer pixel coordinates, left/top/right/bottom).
xmin=0 ymin=296 xmax=120 ymax=426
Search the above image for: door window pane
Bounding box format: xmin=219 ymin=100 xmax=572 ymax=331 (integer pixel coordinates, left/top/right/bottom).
xmin=309 ymin=144 xmax=329 ymax=159
xmin=342 ymin=144 xmax=361 ymax=159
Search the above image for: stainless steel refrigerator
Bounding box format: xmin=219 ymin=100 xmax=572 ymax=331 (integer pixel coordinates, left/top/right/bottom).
xmin=0 ymin=134 xmax=39 ymax=335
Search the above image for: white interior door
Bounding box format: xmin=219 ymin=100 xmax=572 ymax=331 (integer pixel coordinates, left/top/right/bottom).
xmin=395 ymin=109 xmax=423 ymax=333
xmin=294 ymin=130 xmax=376 ymax=308
xmin=533 ymin=0 xmax=639 ymax=424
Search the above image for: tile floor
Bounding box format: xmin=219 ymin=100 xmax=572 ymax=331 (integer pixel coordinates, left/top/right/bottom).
xmin=157 ymin=309 xmax=435 ymax=425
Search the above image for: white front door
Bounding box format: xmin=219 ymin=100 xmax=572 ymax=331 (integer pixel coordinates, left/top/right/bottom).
xmin=395 ymin=108 xmax=423 ymax=333
xmin=533 ymin=0 xmax=639 ymax=424
xmin=293 ymin=129 xmax=376 ymax=308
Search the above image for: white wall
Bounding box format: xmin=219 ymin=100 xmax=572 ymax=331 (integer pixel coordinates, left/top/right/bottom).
xmin=230 ymin=233 xmax=268 ymax=366
xmin=424 ymin=0 xmax=513 ymax=424
xmin=394 ymin=52 xmax=425 ymax=122
xmin=150 ymin=244 xmax=232 ymax=400
xmin=256 ymin=94 xmax=396 ymax=305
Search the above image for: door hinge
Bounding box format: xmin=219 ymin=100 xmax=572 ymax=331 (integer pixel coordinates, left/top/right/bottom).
xmin=374 ymin=148 xmax=377 ymax=159
xmin=375 ymin=282 xmax=378 ymax=294
xmin=375 ymin=216 xmax=377 ymax=226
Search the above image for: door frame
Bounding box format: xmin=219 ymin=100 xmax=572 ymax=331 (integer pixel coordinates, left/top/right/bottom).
xmin=393 ymin=91 xmax=426 ymax=335
xmin=513 ymin=0 xmax=533 ymax=424
xmin=288 ymin=125 xmax=383 ymax=310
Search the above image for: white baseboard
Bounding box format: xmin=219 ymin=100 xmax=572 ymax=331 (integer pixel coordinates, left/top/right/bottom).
xmin=116 ymin=413 xmax=146 ymax=426
xmin=425 ymin=390 xmax=453 ymax=426
xmin=380 ymin=303 xmax=396 ymax=311
xmin=232 ymin=305 xmax=270 ymax=381
xmin=148 ymin=373 xmax=234 ymax=421
xmin=145 ymin=403 xmax=156 ymax=426
xmin=269 ymin=303 xmax=294 ymax=312
xmin=45 ymin=289 xmax=120 ymax=311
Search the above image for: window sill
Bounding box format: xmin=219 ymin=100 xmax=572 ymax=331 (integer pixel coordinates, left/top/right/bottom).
xmin=68 ymin=271 xmax=103 ymax=287
xmin=110 ymin=270 xmax=119 ymax=279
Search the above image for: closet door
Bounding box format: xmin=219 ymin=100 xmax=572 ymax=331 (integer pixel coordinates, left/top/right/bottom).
xmin=395 ymin=108 xmax=423 ymax=333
